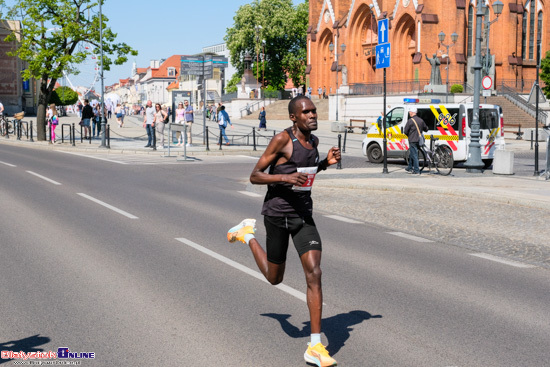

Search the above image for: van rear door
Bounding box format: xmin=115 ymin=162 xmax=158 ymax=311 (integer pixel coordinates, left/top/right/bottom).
xmin=467 ymin=106 xmax=501 ymax=158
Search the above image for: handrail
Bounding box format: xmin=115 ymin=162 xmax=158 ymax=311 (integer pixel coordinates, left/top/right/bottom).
xmin=500 ymin=84 xmax=548 ymax=124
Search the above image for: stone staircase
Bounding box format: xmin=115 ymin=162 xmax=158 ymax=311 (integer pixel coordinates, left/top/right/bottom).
xmin=484 ymin=95 xmax=537 ymax=129
xmin=240 ymin=98 xmax=329 ymax=121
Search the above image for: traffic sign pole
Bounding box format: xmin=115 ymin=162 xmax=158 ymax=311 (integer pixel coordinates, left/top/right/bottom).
xmin=377 ymin=18 xmax=390 ymax=174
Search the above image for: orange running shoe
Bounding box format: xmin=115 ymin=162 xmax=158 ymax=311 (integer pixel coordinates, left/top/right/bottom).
xmin=304 ymin=342 xmax=337 ymax=367
xmin=227 ymin=219 xmax=256 ymax=243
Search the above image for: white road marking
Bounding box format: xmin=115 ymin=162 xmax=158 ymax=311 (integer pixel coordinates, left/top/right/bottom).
xmin=387 ymin=232 xmax=434 ymax=243
xmin=0 ymin=161 xmax=16 ymax=167
xmin=26 ymin=171 xmax=62 ymax=185
xmin=77 ymin=193 xmax=138 ymax=219
xmin=237 ymin=155 xmax=259 ymax=160
xmin=58 ymin=150 xmax=128 ymax=164
xmin=469 ymin=253 xmax=535 ymax=268
xmin=238 ymin=191 xmax=263 ymax=198
xmin=324 ymin=214 xmax=363 ymax=224
xmin=176 ymin=238 xmax=311 ymax=304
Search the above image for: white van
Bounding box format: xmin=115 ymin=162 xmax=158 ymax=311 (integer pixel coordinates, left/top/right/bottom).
xmin=362 ymin=99 xmax=505 ymax=168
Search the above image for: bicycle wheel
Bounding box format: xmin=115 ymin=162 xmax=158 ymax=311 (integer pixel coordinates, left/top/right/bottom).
xmin=6 ymin=120 xmax=14 ymax=135
xmin=418 ymin=147 xmax=427 ymax=173
xmin=434 ymin=145 xmax=454 ymax=175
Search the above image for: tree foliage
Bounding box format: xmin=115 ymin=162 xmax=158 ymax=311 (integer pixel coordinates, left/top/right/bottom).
xmin=224 ymin=0 xmax=308 ymax=91
xmin=0 ymin=0 xmax=137 ymax=141
xmin=541 ymin=50 xmax=550 ymax=99
xmin=49 ymin=86 xmax=79 ymax=106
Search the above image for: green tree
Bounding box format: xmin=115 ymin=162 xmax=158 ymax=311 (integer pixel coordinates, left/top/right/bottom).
xmin=224 ymin=0 xmax=308 ymax=91
xmin=0 ymin=0 xmax=137 ymax=141
xmin=541 ymin=50 xmax=550 ymax=99
xmin=49 ymin=86 xmax=79 ymax=106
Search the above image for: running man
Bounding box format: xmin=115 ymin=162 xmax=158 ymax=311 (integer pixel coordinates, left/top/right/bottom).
xmin=227 ymin=95 xmax=341 ymax=367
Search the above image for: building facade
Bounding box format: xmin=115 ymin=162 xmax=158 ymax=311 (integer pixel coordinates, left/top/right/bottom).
xmin=307 ymin=0 xmax=549 ymax=95
xmin=0 ymin=20 xmax=37 ymax=115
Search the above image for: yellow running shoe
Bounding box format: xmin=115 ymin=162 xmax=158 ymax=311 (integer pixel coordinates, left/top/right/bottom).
xmin=304 ymin=342 xmax=337 ymax=367
xmin=227 ymin=219 xmax=256 ymax=243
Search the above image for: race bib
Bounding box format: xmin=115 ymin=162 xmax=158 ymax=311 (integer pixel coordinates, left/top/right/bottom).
xmin=293 ymin=166 xmax=318 ymax=191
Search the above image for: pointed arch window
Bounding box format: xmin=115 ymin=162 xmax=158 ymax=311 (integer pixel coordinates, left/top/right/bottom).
xmin=522 ymin=11 xmax=527 ymax=59
xmin=529 ymin=0 xmax=536 ymax=59
xmin=467 ymin=5 xmax=474 ymax=57
xmin=538 ymin=11 xmax=543 ymax=61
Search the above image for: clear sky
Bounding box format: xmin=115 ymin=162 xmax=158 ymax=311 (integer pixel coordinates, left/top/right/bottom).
xmin=63 ymin=0 xmax=304 ymax=89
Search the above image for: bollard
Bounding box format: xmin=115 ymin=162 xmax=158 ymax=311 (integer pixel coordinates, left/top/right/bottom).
xmin=337 ymin=134 xmax=342 ymax=170
xmin=205 ymin=126 xmax=210 ymax=151
xmin=152 ymin=125 xmax=157 ymax=150
xmin=253 ymin=127 xmax=257 ymax=151
xmin=72 ymin=123 xmax=76 ymax=146
xmin=219 ymin=132 xmax=223 ymax=150
xmin=343 ymin=129 xmax=347 ymax=153
xmin=29 ymin=121 xmax=34 ymax=142
xmin=49 ymin=123 xmax=52 ymax=144
xmin=107 ymin=124 xmax=110 ymax=148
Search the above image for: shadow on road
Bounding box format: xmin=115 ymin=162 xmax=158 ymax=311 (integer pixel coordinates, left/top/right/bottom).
xmin=261 ymin=310 xmax=382 ymax=355
xmin=0 ymin=334 xmax=51 ymax=364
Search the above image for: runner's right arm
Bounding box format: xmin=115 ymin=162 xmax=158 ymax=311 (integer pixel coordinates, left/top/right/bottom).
xmin=250 ymin=132 xmax=308 ymax=186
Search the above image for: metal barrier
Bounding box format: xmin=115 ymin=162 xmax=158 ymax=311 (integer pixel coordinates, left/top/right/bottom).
xmin=61 ymin=123 xmax=74 ymax=145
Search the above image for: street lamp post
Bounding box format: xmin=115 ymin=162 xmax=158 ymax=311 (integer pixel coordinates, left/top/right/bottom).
xmin=482 ymin=1 xmax=504 ymax=77
xmin=464 ymin=0 xmax=502 ymax=173
xmin=254 ymin=25 xmax=262 ymax=100
xmin=99 ymin=0 xmax=107 ymax=148
xmin=328 ymin=42 xmax=346 ymax=121
xmin=438 ymin=31 xmax=458 ymax=102
xmin=262 ymin=39 xmax=266 ymax=107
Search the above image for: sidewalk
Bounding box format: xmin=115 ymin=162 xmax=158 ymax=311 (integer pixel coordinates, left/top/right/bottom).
xmin=3 ymin=112 xmax=549 ymax=210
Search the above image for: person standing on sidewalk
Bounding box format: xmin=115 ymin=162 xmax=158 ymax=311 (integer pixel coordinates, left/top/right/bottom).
xmin=175 ymin=102 xmax=186 ymax=146
xmin=142 ymin=100 xmax=155 ymax=148
xmin=217 ymin=105 xmax=232 ymax=145
xmin=258 ymin=106 xmax=267 ymax=131
xmin=404 ymin=106 xmax=428 ymax=174
xmin=183 ymin=100 xmax=194 ymax=146
xmin=47 ymin=103 xmax=59 ymax=143
xmin=81 ymin=99 xmax=93 ymax=139
xmin=154 ymin=103 xmax=168 ymax=149
xmin=226 ymin=95 xmax=341 ymax=367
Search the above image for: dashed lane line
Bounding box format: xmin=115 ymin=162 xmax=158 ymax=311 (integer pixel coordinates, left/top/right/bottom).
xmin=26 ymin=171 xmax=62 ymax=185
xmin=77 ymin=193 xmax=139 ymax=219
xmin=238 ymin=191 xmax=263 ymax=198
xmin=324 ymin=214 xmax=363 ymax=224
xmin=175 ymin=237 xmax=313 ymax=304
xmin=469 ymin=253 xmax=535 ymax=268
xmin=387 ymin=232 xmax=434 ymax=243
xmin=58 ymin=150 xmax=128 ymax=164
xmin=0 ymin=160 xmax=16 ymax=167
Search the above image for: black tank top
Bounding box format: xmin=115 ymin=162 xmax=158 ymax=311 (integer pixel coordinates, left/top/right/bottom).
xmin=261 ymin=127 xmax=320 ymax=217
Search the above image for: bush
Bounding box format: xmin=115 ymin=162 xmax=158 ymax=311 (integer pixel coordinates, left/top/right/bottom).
xmin=450 ymin=84 xmax=464 ymax=94
xmin=49 ymin=86 xmax=79 ymax=106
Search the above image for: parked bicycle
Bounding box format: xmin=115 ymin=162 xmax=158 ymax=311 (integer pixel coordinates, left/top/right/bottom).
xmin=0 ymin=114 xmax=14 ymax=136
xmin=405 ymin=135 xmax=454 ymax=175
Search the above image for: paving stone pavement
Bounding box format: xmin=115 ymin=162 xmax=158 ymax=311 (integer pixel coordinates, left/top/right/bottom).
xmin=312 ymin=184 xmax=550 ymax=269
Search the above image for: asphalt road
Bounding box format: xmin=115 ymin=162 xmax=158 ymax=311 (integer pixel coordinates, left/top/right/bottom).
xmin=1 ymin=144 xmax=549 ymax=366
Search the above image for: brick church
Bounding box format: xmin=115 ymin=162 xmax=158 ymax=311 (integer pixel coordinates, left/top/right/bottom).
xmin=306 ymin=0 xmax=549 ymax=95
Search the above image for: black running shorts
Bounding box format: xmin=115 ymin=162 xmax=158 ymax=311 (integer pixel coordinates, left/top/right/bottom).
xmin=264 ymin=215 xmax=322 ymax=264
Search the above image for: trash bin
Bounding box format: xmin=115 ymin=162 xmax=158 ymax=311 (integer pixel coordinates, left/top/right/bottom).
xmin=493 ymin=150 xmax=514 ymax=175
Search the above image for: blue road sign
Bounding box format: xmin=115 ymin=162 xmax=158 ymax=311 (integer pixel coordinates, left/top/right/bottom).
xmin=378 ymin=19 xmax=389 ymax=45
xmin=376 ymin=43 xmax=391 ymax=69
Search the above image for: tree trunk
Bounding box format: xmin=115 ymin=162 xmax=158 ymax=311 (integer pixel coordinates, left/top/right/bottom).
xmin=36 ymin=76 xmax=54 ymax=141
